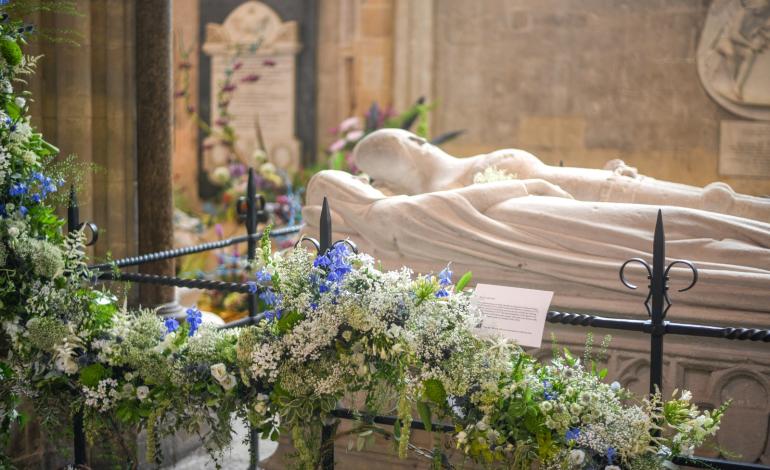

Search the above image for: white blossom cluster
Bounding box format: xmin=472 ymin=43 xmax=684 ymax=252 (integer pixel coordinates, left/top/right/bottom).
xmin=83 ymin=378 xmax=120 ymax=412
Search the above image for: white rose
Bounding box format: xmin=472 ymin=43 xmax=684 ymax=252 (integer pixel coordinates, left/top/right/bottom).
xmin=55 ymin=355 xmax=79 ymax=375
xmin=476 ymin=420 xmax=488 ymax=432
xmin=136 ymin=385 xmax=150 ymax=401
xmin=221 ymin=374 xmax=237 ymax=391
xmin=14 ymin=97 xmax=25 ymax=108
xmin=569 ymin=449 xmax=585 ymax=466
xmin=7 ymin=226 xmax=19 ymax=238
xmin=210 ymin=363 xmax=228 ymax=383
xmin=254 ymin=401 xmax=267 ymax=414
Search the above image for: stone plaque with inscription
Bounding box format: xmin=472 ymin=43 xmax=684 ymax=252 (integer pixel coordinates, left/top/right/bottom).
xmin=719 ymin=120 xmax=770 ymax=177
xmin=203 ymin=1 xmax=302 ymax=171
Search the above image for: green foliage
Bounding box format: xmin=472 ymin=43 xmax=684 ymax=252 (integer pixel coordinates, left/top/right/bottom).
xmin=454 ymin=271 xmax=472 ymax=293
xmin=0 ymin=37 xmax=21 ymax=66
xmin=79 ymin=363 xmax=107 ymax=388
xmin=423 ymin=379 xmax=447 ymax=406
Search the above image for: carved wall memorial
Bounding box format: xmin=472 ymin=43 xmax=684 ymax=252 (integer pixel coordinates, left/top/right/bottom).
xmin=202 ymin=1 xmax=303 ymax=172
xmin=697 ymin=0 xmax=770 ymax=121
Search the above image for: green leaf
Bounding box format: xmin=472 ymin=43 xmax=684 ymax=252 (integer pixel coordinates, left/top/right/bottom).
xmin=393 ymin=415 xmax=401 ymax=440
xmin=79 ymin=363 xmax=107 ymax=388
xmin=416 ymin=401 xmax=432 ymax=433
xmin=423 ymin=379 xmax=447 ymax=405
xmin=454 ymin=271 xmax=472 ymax=293
xmin=276 ymin=310 xmax=304 ymax=334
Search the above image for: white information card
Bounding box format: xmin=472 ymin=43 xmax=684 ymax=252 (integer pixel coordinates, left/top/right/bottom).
xmin=471 ymin=284 xmax=553 ymax=348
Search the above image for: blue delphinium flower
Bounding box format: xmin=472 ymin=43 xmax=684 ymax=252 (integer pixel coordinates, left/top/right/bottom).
xmin=543 ymin=380 xmax=558 ymax=400
xmin=438 ymin=264 xmax=453 ymax=286
xmin=9 ymin=182 xmax=26 ymax=197
xmin=264 ymin=309 xmax=283 ymax=322
xmin=606 ymin=447 xmax=616 ymax=464
xmin=256 ymin=268 xmax=271 ymax=283
xmin=435 ymin=288 xmax=449 ymax=298
xmin=186 ymin=306 xmax=203 ymax=336
xmin=259 ymin=288 xmax=278 ymax=306
xmin=565 ymin=427 xmax=580 ymax=443
xmin=164 ymin=317 xmax=180 ymax=335
xmin=246 ymin=281 xmax=258 ymax=294
xmin=18 ymin=205 xmax=27 ymax=216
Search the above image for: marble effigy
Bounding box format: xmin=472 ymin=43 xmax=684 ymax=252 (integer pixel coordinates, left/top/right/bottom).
xmin=303 ymin=129 xmax=770 ymax=325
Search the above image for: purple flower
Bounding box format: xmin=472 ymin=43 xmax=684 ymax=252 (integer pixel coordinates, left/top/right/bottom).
xmin=164 ymin=317 xmax=180 ymax=335
xmin=186 ymin=306 xmax=203 ymax=336
xmin=18 ymin=206 xmax=27 ymax=216
xmin=606 ymin=447 xmax=616 ymax=463
xmin=435 ymin=288 xmax=449 ymax=298
xmin=247 ymin=281 xmax=258 ymax=294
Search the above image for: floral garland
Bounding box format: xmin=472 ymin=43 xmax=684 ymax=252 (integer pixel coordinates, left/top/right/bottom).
xmin=0 ymin=13 xmax=727 ymax=470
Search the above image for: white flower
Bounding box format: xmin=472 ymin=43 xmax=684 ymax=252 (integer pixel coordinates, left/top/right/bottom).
xmin=221 ymin=374 xmax=237 ymax=391
xmin=569 ymin=449 xmax=585 ymax=466
xmin=610 ymin=381 xmax=621 ymax=391
xmin=210 ymin=363 xmax=228 ymax=383
xmin=211 ymin=166 xmax=231 ymax=185
xmin=605 ymin=466 xmax=621 ymax=470
xmin=136 ymin=385 xmax=150 ymax=401
xmin=259 ymin=162 xmax=276 ymax=174
xmin=539 ymin=401 xmax=553 ymax=413
xmin=22 ymin=150 xmax=37 ymax=165
xmin=455 ymin=431 xmax=467 ymax=444
xmin=7 ymin=226 xmax=19 ymax=238
xmin=14 ymin=97 xmax=25 ymax=108
xmin=476 ymin=420 xmax=488 ymax=432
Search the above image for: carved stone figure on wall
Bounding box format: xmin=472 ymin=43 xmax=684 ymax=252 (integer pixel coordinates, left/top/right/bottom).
xmin=698 ymin=0 xmax=770 ymax=120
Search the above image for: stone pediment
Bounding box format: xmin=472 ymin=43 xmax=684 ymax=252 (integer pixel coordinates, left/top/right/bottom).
xmin=203 ymin=1 xmax=300 ymax=55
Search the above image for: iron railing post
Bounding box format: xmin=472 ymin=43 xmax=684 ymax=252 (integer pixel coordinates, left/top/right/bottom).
xmin=318 ymin=197 xmax=335 ymax=470
xmin=649 ymin=210 xmax=666 ymax=395
xmin=245 ymin=168 xmax=261 ymax=470
xmin=68 ymin=186 xmax=88 ymax=467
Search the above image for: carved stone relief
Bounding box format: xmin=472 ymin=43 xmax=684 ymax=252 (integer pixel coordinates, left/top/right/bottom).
xmin=697 ymin=0 xmax=770 ymax=120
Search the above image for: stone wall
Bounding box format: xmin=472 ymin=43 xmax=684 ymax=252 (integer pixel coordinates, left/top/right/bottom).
xmin=317 ymin=0 xmax=770 ymax=197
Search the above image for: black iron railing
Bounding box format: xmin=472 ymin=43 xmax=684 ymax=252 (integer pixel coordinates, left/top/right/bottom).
xmin=63 ymin=168 xmax=770 ymax=469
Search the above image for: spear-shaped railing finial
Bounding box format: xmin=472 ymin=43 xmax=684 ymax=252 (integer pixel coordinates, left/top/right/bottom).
xmin=619 ymin=209 xmax=698 ymax=395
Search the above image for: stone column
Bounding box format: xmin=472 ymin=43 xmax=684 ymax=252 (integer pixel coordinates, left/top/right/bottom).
xmin=135 ymin=0 xmax=180 ymax=314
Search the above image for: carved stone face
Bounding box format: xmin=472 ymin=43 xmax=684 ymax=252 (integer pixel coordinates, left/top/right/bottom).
xmin=353 ymin=128 xmax=450 ymax=194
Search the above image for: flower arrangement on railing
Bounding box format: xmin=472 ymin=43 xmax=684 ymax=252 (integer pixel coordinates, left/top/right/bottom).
xmin=0 ymin=12 xmax=727 ymax=470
